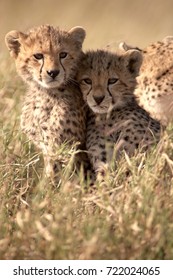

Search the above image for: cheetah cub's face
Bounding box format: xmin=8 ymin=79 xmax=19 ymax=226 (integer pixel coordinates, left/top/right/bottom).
xmin=5 ymin=25 xmax=85 ymax=89
xmin=78 ymin=50 xmax=142 ymax=114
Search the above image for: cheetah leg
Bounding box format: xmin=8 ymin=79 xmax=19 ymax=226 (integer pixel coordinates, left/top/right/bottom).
xmin=88 ymin=143 xmax=114 ymax=182
xmin=43 ymin=155 xmax=55 ymax=179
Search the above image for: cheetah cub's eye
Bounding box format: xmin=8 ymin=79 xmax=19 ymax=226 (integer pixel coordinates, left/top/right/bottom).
xmin=83 ymin=78 xmax=92 ymax=85
xmin=33 ymin=53 xmax=44 ymax=60
xmin=59 ymin=52 xmax=68 ymax=59
xmin=108 ymin=78 xmax=118 ymax=85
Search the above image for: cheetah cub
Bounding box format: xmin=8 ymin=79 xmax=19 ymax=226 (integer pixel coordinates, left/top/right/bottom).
xmin=77 ymin=49 xmax=161 ymax=175
xmin=120 ymin=37 xmax=173 ymax=126
xmin=5 ymin=25 xmax=87 ymax=181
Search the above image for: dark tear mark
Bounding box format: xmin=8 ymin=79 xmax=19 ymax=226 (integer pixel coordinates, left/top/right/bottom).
xmin=59 ymin=58 xmax=66 ymax=80
xmin=39 ymin=56 xmax=44 ymax=81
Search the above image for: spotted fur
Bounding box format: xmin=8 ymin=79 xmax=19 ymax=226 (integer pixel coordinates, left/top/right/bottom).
xmin=5 ymin=25 xmax=87 ymax=180
xmin=77 ymin=49 xmax=161 ymax=175
xmin=120 ymin=37 xmax=173 ymax=126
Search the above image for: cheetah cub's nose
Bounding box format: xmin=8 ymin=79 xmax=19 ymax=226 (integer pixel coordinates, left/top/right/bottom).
xmin=47 ymin=70 xmax=60 ymax=79
xmin=93 ymin=95 xmax=104 ymax=105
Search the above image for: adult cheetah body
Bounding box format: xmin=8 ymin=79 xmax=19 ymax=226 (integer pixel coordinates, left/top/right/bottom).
xmin=120 ymin=37 xmax=173 ymax=126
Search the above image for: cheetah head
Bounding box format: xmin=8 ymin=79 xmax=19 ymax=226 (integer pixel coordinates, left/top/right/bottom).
xmin=5 ymin=25 xmax=86 ymax=89
xmin=77 ymin=49 xmax=142 ymax=114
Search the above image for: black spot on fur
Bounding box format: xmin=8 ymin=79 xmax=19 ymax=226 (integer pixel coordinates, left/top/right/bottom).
xmin=66 ymin=128 xmax=73 ymax=134
xmin=59 ymin=120 xmax=64 ymax=126
xmin=99 ymin=144 xmax=105 ymax=149
xmin=25 ymin=58 xmax=30 ymax=63
xmin=72 ymin=120 xmax=78 ymax=126
xmin=124 ymin=136 xmax=129 ymax=141
xmin=42 ymin=126 xmax=47 ymax=130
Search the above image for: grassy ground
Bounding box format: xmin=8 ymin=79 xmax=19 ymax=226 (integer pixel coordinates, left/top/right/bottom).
xmin=1 ymin=0 xmax=173 ymax=260
xmin=0 ymin=58 xmax=173 ymax=260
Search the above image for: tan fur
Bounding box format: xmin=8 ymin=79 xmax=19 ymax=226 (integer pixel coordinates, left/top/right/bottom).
xmin=120 ymin=38 xmax=173 ymax=126
xmin=5 ymin=25 xmax=87 ymax=181
xmin=77 ymin=49 xmax=161 ymax=175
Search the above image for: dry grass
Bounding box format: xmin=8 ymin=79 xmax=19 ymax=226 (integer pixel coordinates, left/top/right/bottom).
xmin=1 ymin=0 xmax=173 ymax=260
xmin=1 ymin=0 xmax=173 ymax=52
xmin=0 ymin=60 xmax=173 ymax=260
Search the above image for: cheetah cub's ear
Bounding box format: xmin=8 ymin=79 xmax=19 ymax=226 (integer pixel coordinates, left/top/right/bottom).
xmin=119 ymin=41 xmax=142 ymax=52
xmin=123 ymin=50 xmax=143 ymax=76
xmin=119 ymin=42 xmax=133 ymax=51
xmin=68 ymin=26 xmax=86 ymax=47
xmin=5 ymin=30 xmax=28 ymax=58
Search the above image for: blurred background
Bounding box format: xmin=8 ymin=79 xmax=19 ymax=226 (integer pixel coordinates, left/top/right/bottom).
xmin=1 ymin=0 xmax=173 ymax=53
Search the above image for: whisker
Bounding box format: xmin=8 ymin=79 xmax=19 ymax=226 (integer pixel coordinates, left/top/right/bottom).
xmin=67 ymin=77 xmax=79 ymax=87
xmin=167 ymin=100 xmax=173 ymax=112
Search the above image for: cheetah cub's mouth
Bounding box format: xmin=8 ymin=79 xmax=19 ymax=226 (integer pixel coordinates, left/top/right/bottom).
xmin=32 ymin=52 xmax=66 ymax=89
xmin=79 ymin=76 xmax=119 ymax=114
xmin=77 ymin=49 xmax=142 ymax=114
